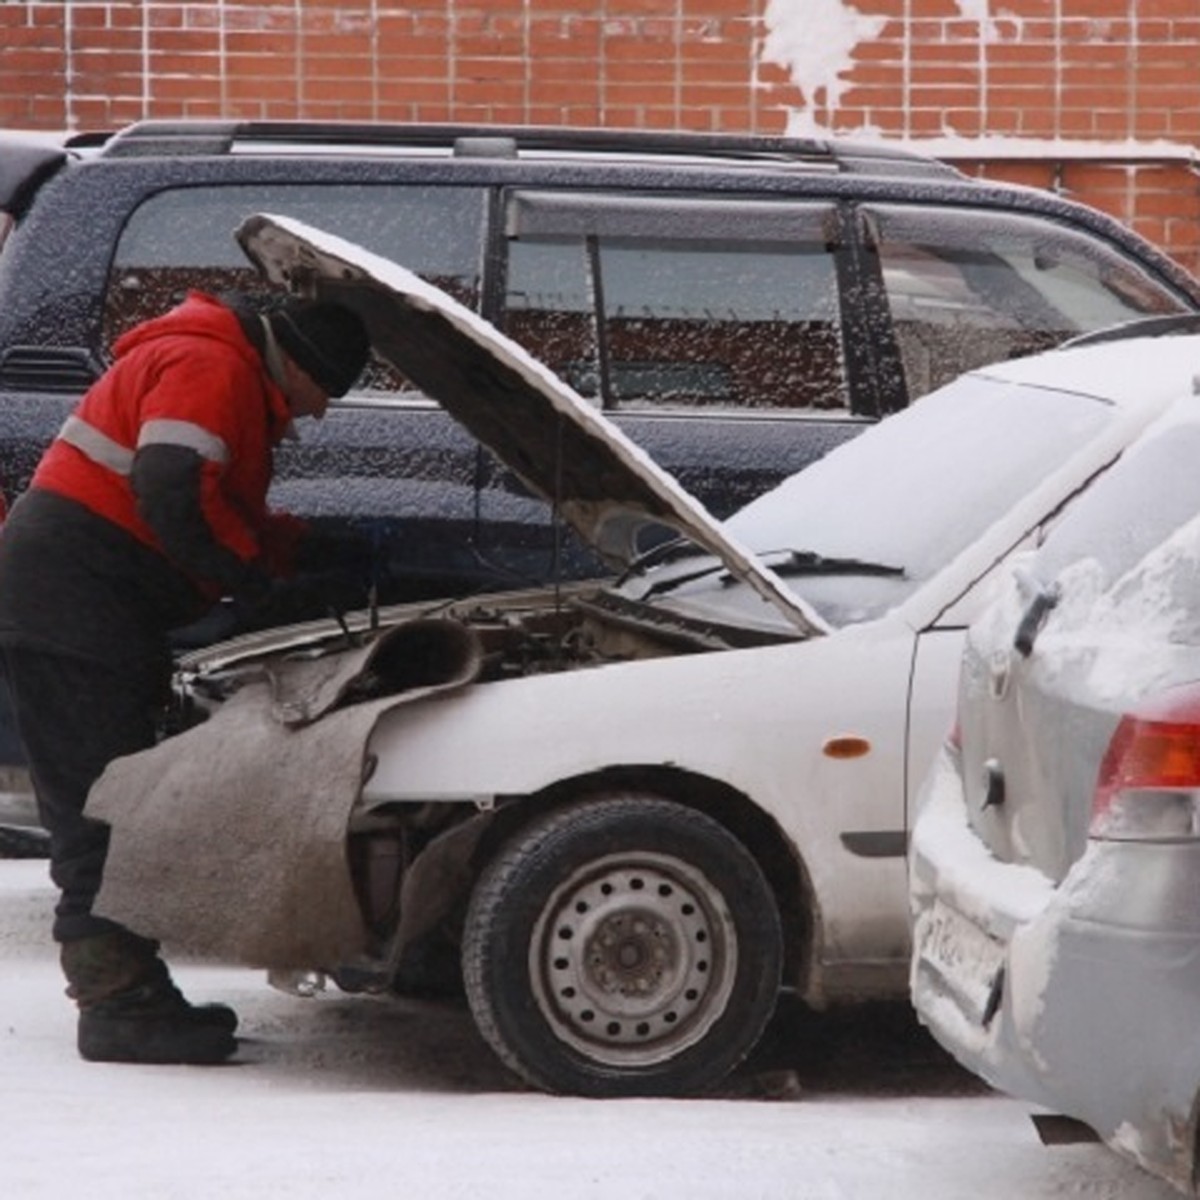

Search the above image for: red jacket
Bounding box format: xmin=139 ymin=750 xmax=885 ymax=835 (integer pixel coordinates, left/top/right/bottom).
xmin=34 ymin=292 xmax=301 ymax=580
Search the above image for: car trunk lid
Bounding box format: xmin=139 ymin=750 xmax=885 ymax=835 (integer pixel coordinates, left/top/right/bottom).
xmin=958 ymin=615 xmax=1122 ymax=882
xmin=960 ymin=559 xmax=1200 ymax=880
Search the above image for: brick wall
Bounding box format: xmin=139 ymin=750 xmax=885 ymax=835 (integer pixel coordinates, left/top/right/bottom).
xmin=2 ymin=0 xmax=1198 ymax=273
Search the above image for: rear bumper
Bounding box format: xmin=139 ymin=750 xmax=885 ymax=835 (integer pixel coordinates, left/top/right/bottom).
xmin=910 ymin=746 xmax=1200 ymax=1194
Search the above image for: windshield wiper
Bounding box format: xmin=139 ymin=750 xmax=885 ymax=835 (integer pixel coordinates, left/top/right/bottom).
xmin=639 ymin=558 xmax=726 ymax=599
xmin=637 ymin=548 xmax=904 ymax=601
xmin=768 ymin=550 xmax=905 ymax=579
xmin=617 ymin=536 xmax=714 ymax=584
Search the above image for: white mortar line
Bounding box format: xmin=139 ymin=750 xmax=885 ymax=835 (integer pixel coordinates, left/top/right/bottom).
xmin=62 ymin=0 xmax=76 ymax=131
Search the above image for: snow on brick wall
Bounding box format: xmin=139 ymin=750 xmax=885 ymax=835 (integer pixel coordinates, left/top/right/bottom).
xmin=1 ymin=0 xmax=1198 ymax=273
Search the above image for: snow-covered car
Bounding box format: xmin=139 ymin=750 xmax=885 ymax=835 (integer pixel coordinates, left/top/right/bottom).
xmin=910 ymin=394 xmax=1200 ymax=1193
xmin=84 ymin=215 xmax=1200 ymax=1100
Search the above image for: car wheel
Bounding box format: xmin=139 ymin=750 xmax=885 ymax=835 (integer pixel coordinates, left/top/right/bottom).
xmin=461 ymin=793 xmax=782 ymax=1097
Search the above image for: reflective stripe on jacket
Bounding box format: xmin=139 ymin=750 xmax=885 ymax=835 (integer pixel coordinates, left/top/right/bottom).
xmin=33 ymin=292 xmax=294 ymax=568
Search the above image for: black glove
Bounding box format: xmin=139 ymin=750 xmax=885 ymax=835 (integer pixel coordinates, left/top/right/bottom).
xmin=294 ymin=525 xmax=377 ymax=580
xmin=233 ymin=574 xmax=344 ymax=632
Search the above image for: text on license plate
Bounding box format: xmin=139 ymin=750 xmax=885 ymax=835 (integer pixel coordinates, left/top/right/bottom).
xmin=917 ymin=898 xmax=1006 ymax=1024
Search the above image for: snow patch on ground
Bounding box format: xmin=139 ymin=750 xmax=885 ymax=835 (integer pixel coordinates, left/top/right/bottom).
xmin=0 ymin=860 xmax=1180 ymax=1199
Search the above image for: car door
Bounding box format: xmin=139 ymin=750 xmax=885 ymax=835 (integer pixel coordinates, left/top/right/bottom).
xmin=470 ymin=190 xmax=880 ymax=574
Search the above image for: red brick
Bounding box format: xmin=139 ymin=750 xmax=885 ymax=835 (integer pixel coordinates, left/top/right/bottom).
xmin=73 ymin=30 xmax=144 ymax=54
xmin=682 ymin=0 xmax=755 ymax=13
xmin=24 ymin=5 xmax=66 ymax=31
xmin=377 ymin=79 xmax=453 ymax=106
xmin=1 ymin=0 xmax=1199 ymax=274
xmin=0 ymin=25 xmax=63 ymax=50
xmin=300 ymin=36 xmax=377 ymax=65
xmin=145 ymin=52 xmax=226 ymax=78
xmin=602 ymin=0 xmax=679 ymax=13
xmin=529 ymin=16 xmax=602 ymax=54
xmin=604 ymin=81 xmax=681 ymax=107
xmin=680 ymin=82 xmax=754 ymax=107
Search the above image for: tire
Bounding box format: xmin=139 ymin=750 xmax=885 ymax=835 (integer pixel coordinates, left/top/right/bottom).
xmin=462 ymin=793 xmax=783 ymax=1097
xmin=0 ymin=823 xmax=50 ymax=859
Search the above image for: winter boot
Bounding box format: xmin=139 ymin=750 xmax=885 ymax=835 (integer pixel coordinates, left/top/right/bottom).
xmin=61 ymin=930 xmax=238 ymax=1065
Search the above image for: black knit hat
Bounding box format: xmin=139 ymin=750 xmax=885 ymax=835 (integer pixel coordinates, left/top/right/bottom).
xmin=269 ymin=300 xmax=371 ymax=397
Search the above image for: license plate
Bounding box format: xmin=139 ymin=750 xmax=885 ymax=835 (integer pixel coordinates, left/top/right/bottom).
xmin=915 ymin=898 xmax=1006 ymax=1024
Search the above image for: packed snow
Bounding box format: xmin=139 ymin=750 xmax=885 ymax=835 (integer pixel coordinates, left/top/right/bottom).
xmin=0 ymin=859 xmax=1181 ymax=1199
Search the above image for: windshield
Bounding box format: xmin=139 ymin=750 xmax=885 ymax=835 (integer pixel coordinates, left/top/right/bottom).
xmin=637 ymin=370 xmax=1115 ymax=628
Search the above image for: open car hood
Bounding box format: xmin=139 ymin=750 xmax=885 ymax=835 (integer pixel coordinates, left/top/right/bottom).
xmin=236 ymin=213 xmax=824 ymax=637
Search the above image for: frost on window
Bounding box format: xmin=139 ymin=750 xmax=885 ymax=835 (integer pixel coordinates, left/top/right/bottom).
xmin=1036 ymin=418 xmax=1200 ymax=614
xmin=868 ymin=204 xmax=1190 ymax=401
xmin=104 ymin=184 xmax=486 ymax=392
xmin=502 ymin=206 xmax=846 ymax=413
xmin=726 ymin=374 xmax=1113 ymax=625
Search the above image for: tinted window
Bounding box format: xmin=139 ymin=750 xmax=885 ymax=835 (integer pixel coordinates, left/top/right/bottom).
xmin=867 ymin=204 xmax=1190 ymax=401
xmin=502 ymin=193 xmax=847 ymax=412
xmin=105 ymin=183 xmax=487 ymax=391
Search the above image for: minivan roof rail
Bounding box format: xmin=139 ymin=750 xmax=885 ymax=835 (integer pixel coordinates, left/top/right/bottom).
xmin=96 ymin=119 xmax=960 ymax=178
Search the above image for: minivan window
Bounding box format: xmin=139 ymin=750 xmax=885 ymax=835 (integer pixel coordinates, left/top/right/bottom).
xmin=866 ymin=204 xmax=1191 ymax=400
xmin=104 ymin=183 xmax=487 ymax=391
xmin=502 ymin=194 xmax=847 ymax=413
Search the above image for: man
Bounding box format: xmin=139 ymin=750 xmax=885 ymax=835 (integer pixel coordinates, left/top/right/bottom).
xmin=0 ymin=289 xmax=371 ymax=1065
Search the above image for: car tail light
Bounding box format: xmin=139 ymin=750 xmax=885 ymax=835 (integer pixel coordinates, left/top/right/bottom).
xmin=1092 ymin=685 xmax=1200 ymax=840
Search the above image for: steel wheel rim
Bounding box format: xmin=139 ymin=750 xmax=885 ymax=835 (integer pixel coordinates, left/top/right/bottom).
xmin=528 ymin=850 xmax=738 ymax=1068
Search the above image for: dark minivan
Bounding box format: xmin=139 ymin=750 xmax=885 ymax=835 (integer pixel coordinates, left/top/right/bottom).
xmin=0 ymin=120 xmax=1197 ymax=837
xmin=4 ymin=121 xmax=1198 ymax=603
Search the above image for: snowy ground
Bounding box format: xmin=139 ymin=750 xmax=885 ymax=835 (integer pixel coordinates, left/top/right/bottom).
xmin=0 ymin=859 xmax=1180 ymax=1199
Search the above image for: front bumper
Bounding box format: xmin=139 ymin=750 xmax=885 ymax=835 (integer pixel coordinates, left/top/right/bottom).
xmin=910 ymin=746 xmax=1200 ymax=1195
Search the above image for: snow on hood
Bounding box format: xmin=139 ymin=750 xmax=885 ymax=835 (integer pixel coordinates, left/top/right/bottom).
xmin=236 ymin=213 xmax=826 ymax=638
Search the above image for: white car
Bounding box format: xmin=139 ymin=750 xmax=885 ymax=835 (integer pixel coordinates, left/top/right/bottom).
xmin=910 ymin=385 xmax=1200 ymax=1192
xmin=84 ymin=215 xmax=1200 ymax=1098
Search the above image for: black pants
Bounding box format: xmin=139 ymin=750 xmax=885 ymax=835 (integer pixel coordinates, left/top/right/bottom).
xmin=2 ymin=643 xmax=170 ymax=942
